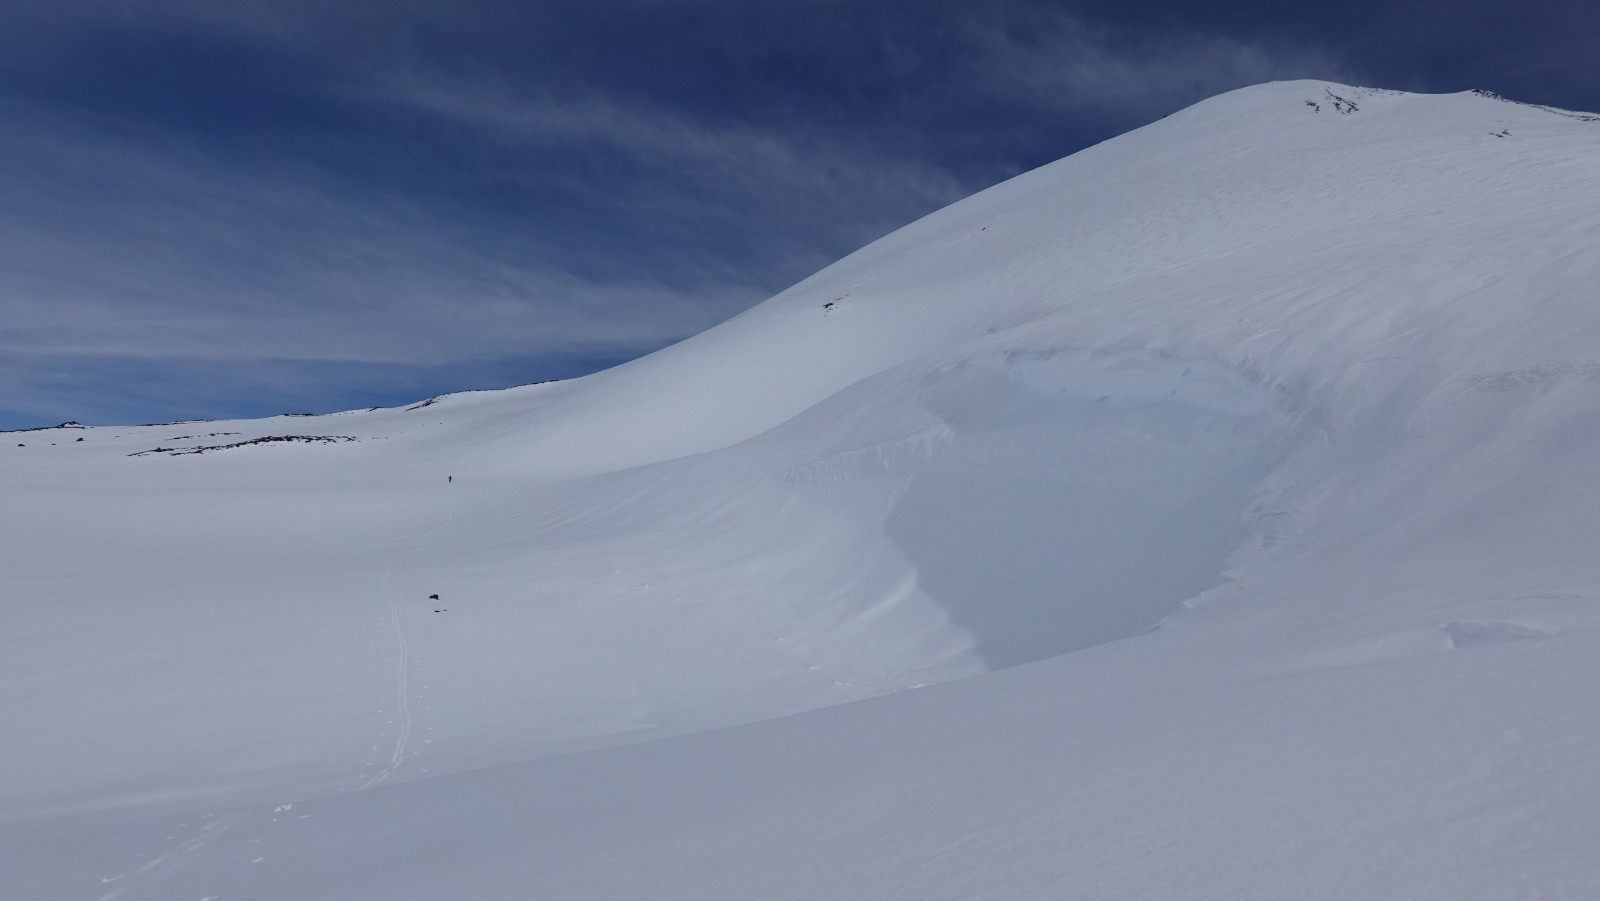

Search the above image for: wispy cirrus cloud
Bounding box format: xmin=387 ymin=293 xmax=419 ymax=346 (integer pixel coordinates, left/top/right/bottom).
xmin=362 ymin=77 xmax=985 ymax=258
xmin=0 ymin=102 xmax=759 ymax=362
xmin=952 ymin=10 xmax=1354 ymax=124
xmin=0 ymin=97 xmax=773 ymax=425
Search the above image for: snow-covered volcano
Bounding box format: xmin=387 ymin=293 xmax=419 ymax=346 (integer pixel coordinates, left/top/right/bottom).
xmin=5 ymin=81 xmax=1600 ymax=899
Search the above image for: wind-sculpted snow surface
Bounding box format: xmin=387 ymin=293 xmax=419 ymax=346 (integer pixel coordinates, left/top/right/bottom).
xmin=5 ymin=81 xmax=1600 ymax=898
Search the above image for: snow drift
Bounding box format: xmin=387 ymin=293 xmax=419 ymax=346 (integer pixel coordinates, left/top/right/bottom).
xmin=4 ymin=81 xmax=1600 ymax=899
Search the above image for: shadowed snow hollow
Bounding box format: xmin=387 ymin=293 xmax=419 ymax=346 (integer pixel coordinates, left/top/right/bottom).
xmin=884 ymin=353 xmax=1281 ymax=667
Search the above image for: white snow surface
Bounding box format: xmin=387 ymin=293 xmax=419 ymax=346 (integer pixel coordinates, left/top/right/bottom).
xmin=5 ymin=81 xmax=1600 ymax=898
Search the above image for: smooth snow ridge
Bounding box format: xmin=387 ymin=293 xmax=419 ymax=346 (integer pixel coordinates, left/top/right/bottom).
xmin=5 ymin=81 xmax=1600 ymax=900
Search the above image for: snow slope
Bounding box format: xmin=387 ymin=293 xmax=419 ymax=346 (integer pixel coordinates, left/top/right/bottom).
xmin=5 ymin=81 xmax=1600 ymax=898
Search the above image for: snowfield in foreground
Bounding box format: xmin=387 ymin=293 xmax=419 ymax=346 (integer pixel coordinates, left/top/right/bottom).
xmin=4 ymin=81 xmax=1600 ymax=899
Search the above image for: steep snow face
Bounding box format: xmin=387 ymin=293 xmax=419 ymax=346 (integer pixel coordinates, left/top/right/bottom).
xmin=6 ymin=81 xmax=1600 ymax=899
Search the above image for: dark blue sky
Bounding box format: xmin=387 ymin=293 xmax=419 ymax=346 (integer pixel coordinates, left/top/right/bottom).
xmin=2 ymin=0 xmax=1596 ymax=428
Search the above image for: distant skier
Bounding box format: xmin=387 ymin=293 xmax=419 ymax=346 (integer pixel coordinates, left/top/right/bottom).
xmin=448 ymin=475 xmax=452 ymax=483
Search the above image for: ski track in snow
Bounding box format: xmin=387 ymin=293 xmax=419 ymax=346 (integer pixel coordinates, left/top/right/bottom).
xmin=361 ymin=488 xmax=455 ymax=791
xmin=361 ymin=588 xmax=413 ymax=791
xmin=95 ymin=813 xmax=243 ymax=901
xmin=101 ymin=481 xmax=462 ymax=899
xmin=87 ymin=491 xmax=463 ymax=896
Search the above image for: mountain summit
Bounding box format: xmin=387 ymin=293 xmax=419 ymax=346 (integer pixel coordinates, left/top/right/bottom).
xmin=6 ymin=81 xmax=1600 ymax=899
